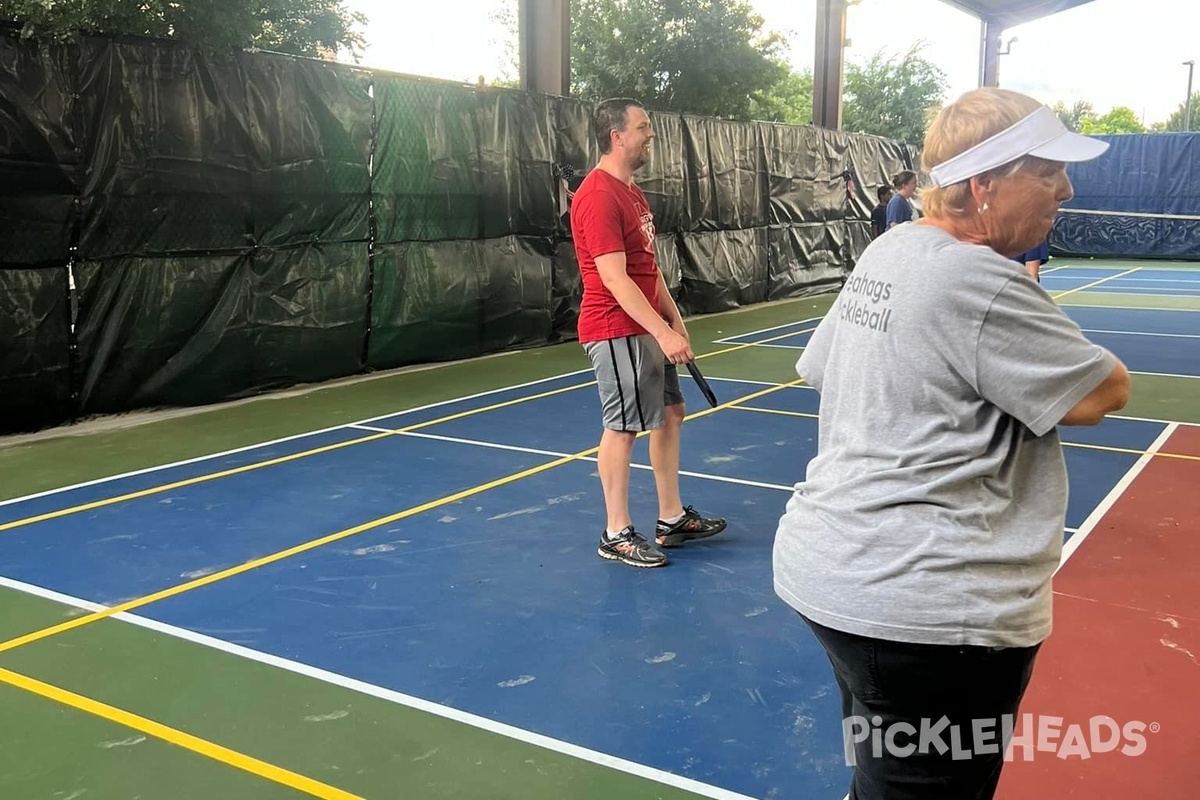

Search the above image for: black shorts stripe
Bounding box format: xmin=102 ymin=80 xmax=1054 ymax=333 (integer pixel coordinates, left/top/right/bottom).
xmin=607 ymin=338 xmax=628 ymax=430
xmin=624 ymin=336 xmax=647 ymax=430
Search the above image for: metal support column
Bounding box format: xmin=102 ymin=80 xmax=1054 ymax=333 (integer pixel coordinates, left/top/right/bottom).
xmin=813 ymin=0 xmax=848 ymax=129
xmin=518 ymin=0 xmax=570 ymax=96
xmin=979 ymin=17 xmax=1002 ymax=87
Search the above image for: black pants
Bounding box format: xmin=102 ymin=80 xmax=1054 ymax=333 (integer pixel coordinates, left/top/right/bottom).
xmin=803 ymin=616 xmax=1041 ymax=800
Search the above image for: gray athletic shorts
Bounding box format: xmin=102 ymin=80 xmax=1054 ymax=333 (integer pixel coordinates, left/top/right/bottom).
xmin=583 ymin=334 xmax=684 ymax=432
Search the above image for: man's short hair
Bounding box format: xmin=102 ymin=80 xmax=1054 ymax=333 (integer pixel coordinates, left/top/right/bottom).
xmin=593 ymin=98 xmax=643 ymax=155
xmin=877 ymin=185 xmax=892 ymax=201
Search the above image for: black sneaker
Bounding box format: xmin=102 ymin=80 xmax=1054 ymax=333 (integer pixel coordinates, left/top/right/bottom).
xmin=598 ymin=527 xmax=668 ymax=568
xmin=655 ymin=506 xmax=727 ymax=547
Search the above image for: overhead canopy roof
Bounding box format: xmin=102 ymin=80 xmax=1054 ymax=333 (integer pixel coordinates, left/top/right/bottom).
xmin=939 ymin=0 xmax=1098 ymax=29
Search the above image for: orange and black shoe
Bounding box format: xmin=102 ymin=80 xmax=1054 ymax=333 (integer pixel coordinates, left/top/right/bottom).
xmin=597 ymin=526 xmax=668 ymax=568
xmin=655 ymin=505 xmax=727 ymax=548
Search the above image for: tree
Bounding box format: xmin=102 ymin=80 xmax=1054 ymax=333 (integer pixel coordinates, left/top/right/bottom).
xmin=494 ymin=0 xmax=791 ymax=120
xmin=1080 ymin=106 xmax=1145 ymax=134
xmin=1150 ymin=93 xmax=1200 ymax=131
xmin=747 ymin=69 xmax=814 ymax=125
xmin=0 ymin=0 xmax=366 ymax=59
xmin=842 ymin=44 xmax=948 ymax=145
xmin=1051 ymin=100 xmax=1095 ymax=133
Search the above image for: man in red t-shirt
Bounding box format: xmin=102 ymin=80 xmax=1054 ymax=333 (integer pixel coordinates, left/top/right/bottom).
xmin=570 ymin=98 xmax=726 ymax=568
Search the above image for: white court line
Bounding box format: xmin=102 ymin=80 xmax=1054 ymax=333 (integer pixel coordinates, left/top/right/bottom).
xmin=1130 ymin=370 xmax=1200 ymax=380
xmin=1060 ymin=302 xmax=1200 ymax=313
xmin=1080 ymin=287 xmax=1200 ymax=296
xmin=0 ymin=576 xmax=758 ymax=800
xmin=1057 ymin=423 xmax=1179 ymax=571
xmin=1046 ymin=261 xmax=1200 ymax=270
xmin=1043 ymin=275 xmax=1200 ymax=285
xmin=711 ymin=315 xmax=825 ymax=345
xmin=0 ymin=369 xmax=594 ymax=510
xmin=723 ymin=342 xmax=804 ymax=351
xmin=349 ymin=425 xmax=793 ymax=493
xmin=706 ymin=377 xmax=1200 ymax=428
xmin=1081 ymin=328 xmax=1200 ymax=339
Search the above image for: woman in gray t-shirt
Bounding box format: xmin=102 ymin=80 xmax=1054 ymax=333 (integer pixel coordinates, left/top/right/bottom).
xmin=773 ymin=88 xmax=1130 ymax=800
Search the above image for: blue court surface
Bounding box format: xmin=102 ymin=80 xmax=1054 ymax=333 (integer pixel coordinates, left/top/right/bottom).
xmin=0 ymin=277 xmax=1189 ymax=799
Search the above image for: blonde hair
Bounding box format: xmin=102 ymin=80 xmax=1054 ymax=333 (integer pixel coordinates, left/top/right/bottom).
xmin=920 ymin=88 xmax=1044 ymax=219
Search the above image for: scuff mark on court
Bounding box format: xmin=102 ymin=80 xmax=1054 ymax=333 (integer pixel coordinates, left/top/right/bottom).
xmin=1159 ymin=638 xmax=1199 ymax=665
xmin=304 ymin=710 xmax=350 ymax=722
xmin=98 ymin=736 xmax=146 ymax=749
xmin=334 ymin=624 xmax=432 ymax=641
xmin=1157 ymin=615 xmax=1181 ymax=629
xmin=438 ymin=515 xmax=457 ymax=523
xmin=793 ymin=713 xmax=816 ymax=736
xmin=546 ymin=493 xmax=587 ymax=505
xmin=646 ymin=652 xmax=676 ymax=664
xmin=88 ymin=533 xmax=139 ymax=544
xmin=488 ymin=506 xmax=543 ymax=520
xmin=745 ymin=607 xmax=769 ymax=618
xmin=412 ymin=748 xmax=440 ymax=762
xmin=498 ymin=675 xmax=536 ymax=687
xmin=704 ymin=455 xmax=738 ymax=464
xmin=695 ymin=692 xmax=712 ymax=706
xmin=180 ymin=567 xmax=217 ymax=579
xmin=351 ymin=543 xmax=400 ymax=556
xmin=193 ymin=627 xmax=267 ymax=636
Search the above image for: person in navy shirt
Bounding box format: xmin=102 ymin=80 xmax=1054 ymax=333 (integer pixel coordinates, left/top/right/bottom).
xmin=1014 ymin=240 xmax=1050 ymax=282
xmin=885 ymin=170 xmax=918 ymax=229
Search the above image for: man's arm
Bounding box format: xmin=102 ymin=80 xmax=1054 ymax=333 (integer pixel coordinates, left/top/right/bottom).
xmin=596 ymin=253 xmax=692 ymax=364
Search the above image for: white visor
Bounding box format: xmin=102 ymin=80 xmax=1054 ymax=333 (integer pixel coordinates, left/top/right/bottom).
xmin=928 ymin=106 xmax=1109 ymax=188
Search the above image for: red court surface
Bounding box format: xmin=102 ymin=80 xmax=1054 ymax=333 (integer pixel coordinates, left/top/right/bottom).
xmin=999 ymin=425 xmax=1200 ymax=798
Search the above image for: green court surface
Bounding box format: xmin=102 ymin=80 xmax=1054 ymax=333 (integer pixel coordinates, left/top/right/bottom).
xmin=0 ymin=261 xmax=1197 ymax=800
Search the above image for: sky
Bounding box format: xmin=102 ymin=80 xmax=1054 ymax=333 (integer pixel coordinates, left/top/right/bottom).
xmin=342 ymin=0 xmax=1198 ymax=127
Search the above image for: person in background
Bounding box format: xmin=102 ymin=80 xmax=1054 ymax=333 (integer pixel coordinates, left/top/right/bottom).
xmin=773 ymin=88 xmax=1130 ymax=800
xmin=1015 ymin=239 xmax=1050 ymax=282
xmin=871 ymin=185 xmax=893 ymax=238
xmin=885 ymin=170 xmax=918 ymax=229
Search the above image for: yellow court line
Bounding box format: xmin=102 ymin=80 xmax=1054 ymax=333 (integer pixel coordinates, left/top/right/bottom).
xmin=0 ymin=666 xmax=362 ymax=799
xmin=1051 ymin=267 xmax=1141 ymax=301
xmin=1063 ymin=441 xmax=1200 ymax=462
xmin=0 ymin=380 xmax=595 ymax=534
xmin=0 ymin=379 xmax=803 ymax=657
xmin=1 ymin=322 xmax=817 ymax=534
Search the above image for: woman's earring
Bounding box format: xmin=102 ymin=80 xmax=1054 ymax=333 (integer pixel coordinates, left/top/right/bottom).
xmin=978 ymin=203 xmax=989 ymax=213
